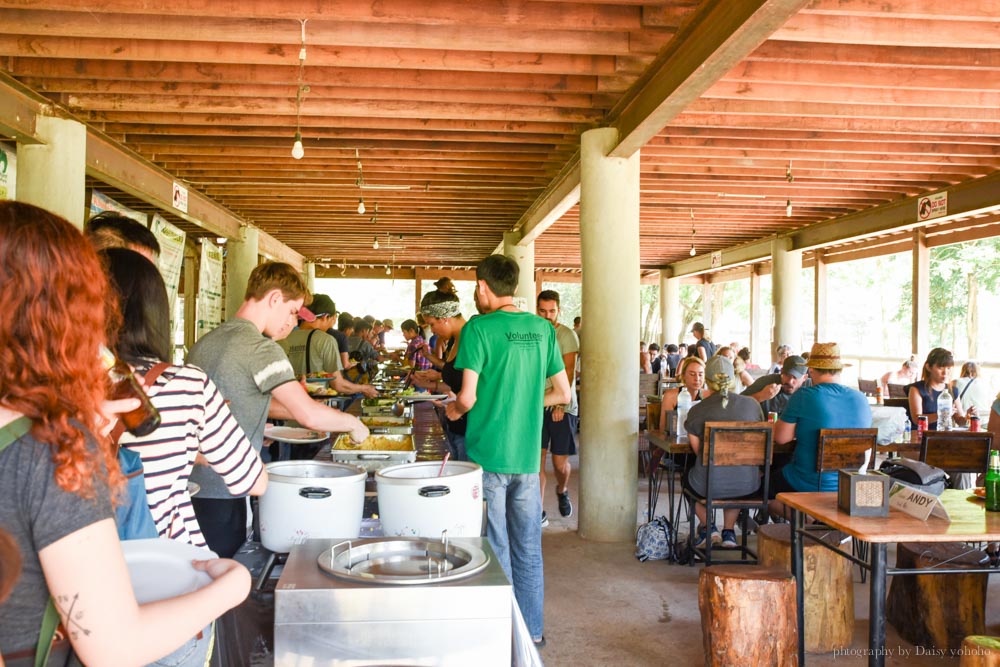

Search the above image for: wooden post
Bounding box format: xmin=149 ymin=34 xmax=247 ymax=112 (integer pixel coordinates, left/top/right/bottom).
xmin=886 ymin=542 xmax=988 ymax=652
xmin=698 ymin=565 xmax=798 ymax=666
xmin=757 ymin=524 xmax=853 ymax=653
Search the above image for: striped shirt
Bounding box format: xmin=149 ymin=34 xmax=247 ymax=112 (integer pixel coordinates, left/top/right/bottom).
xmin=119 ymin=362 xmax=264 ymax=549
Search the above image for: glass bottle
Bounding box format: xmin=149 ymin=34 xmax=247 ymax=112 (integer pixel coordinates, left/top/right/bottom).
xmin=937 ymin=386 xmax=953 ymax=431
xmin=99 ymin=346 xmax=162 ymax=437
xmin=986 ymin=450 xmax=1000 ymax=512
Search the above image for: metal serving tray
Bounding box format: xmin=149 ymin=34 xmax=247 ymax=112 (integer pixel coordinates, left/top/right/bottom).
xmin=331 ymin=433 xmax=416 ymax=472
xmin=359 ymin=415 xmax=414 ymax=435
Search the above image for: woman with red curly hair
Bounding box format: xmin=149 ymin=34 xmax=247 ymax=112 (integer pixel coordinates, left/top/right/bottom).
xmin=0 ymin=202 xmax=250 ymax=666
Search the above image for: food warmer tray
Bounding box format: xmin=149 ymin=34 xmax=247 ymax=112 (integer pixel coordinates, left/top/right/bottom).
xmin=330 ymin=433 xmax=416 ymax=472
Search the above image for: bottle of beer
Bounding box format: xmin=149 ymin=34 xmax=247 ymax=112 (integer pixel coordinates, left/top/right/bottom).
xmin=985 ymin=450 xmax=1000 ymax=512
xmin=99 ymin=346 xmax=162 ymax=437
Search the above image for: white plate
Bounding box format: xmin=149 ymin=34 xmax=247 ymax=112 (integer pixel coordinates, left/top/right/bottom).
xmin=122 ymin=538 xmax=216 ymax=604
xmin=401 ymin=394 xmax=449 ymax=402
xmin=264 ymin=425 xmax=329 ymax=443
xmin=187 ymin=481 xmax=201 ymax=497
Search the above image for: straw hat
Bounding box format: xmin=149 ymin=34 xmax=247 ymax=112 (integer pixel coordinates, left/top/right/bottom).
xmin=805 ymin=342 xmax=850 ymax=370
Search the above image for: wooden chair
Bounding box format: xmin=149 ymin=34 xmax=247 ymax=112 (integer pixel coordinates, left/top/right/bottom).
xmin=887 ymin=383 xmax=908 ymax=399
xmin=858 ymin=378 xmax=878 ymax=397
xmin=884 ymin=397 xmax=910 ymax=410
xmin=817 ymin=428 xmax=879 ymax=581
xmin=919 ymin=431 xmax=993 ymax=477
xmin=685 ymin=421 xmax=773 ymax=566
xmin=638 ymin=372 xmax=659 ymax=427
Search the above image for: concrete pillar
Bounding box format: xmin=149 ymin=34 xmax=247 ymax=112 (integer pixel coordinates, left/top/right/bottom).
xmin=813 ymin=249 xmax=828 ymax=346
xmin=912 ymin=229 xmax=929 ymax=356
xmin=225 ymin=226 xmax=259 ymax=320
xmin=16 ymin=116 xmax=87 ymax=228
xmin=304 ymin=261 xmax=316 ymax=293
xmin=503 ymin=231 xmax=535 ymax=310
xmin=771 ymin=237 xmax=802 ymax=356
xmin=661 ymin=272 xmax=682 ymax=346
xmin=578 ymin=127 xmax=640 ymax=542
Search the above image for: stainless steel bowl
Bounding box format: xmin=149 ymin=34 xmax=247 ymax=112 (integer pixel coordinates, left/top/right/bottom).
xmin=317 ymin=536 xmax=490 ymax=585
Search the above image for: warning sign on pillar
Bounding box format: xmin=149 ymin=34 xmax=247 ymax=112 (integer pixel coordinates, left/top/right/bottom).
xmin=916 ymin=191 xmax=947 ymax=222
xmin=172 ymin=181 xmax=189 ymax=214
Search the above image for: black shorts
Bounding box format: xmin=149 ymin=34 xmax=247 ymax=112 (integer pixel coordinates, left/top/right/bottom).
xmin=767 ymin=464 xmax=798 ymax=500
xmin=541 ymin=409 xmax=578 ymax=456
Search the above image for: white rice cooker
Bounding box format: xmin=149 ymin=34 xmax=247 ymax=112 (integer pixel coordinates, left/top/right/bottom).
xmin=376 ymin=461 xmax=484 ymax=538
xmin=259 ymin=461 xmax=366 ymax=553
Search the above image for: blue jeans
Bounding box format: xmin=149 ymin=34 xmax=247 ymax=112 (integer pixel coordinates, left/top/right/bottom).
xmin=483 ymin=471 xmax=544 ymax=640
xmin=148 ymin=622 xmax=213 ymax=667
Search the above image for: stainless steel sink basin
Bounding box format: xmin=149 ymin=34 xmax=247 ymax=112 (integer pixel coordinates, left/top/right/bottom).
xmin=317 ymin=536 xmax=490 ymax=584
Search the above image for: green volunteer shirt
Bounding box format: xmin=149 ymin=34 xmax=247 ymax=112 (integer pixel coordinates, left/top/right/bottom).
xmin=456 ymin=309 xmax=564 ymax=474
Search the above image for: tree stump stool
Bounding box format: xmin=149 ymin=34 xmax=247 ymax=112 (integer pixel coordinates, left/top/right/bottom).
xmin=757 ymin=523 xmax=854 ymax=653
xmin=886 ymin=542 xmax=988 ymax=652
xmin=960 ymin=636 xmax=1000 ymax=667
xmin=698 ymin=565 xmax=798 ymax=667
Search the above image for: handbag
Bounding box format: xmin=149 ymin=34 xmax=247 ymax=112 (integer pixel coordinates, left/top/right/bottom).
xmin=879 ymin=457 xmax=948 ymax=496
xmin=635 ymin=515 xmax=675 ymax=562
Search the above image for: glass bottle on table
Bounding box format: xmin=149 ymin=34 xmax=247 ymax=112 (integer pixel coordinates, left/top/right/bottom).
xmin=99 ymin=345 xmax=162 ymax=437
xmin=985 ymin=450 xmax=1000 ymax=512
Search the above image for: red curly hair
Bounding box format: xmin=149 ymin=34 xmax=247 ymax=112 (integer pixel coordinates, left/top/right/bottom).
xmin=0 ymin=202 xmax=122 ymax=498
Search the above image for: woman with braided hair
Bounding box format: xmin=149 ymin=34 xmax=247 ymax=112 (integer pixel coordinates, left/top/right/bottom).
xmin=682 ymin=355 xmax=764 ymax=549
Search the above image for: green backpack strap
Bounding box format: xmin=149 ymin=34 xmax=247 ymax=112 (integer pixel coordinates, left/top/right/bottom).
xmin=0 ymin=417 xmax=62 ymax=667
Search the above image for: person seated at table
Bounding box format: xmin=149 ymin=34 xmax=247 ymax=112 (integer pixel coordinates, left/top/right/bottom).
xmin=277 ymin=293 xmax=379 ymax=399
xmin=640 ymin=341 xmax=653 ymax=374
xmin=733 ymin=355 xmax=754 ymax=388
xmin=664 ymin=344 xmax=682 ymax=378
xmin=769 ymin=342 xmax=871 ymax=519
xmin=952 ymin=361 xmax=993 ymax=417
xmin=658 ymin=356 xmax=706 ymax=432
xmin=649 ymin=343 xmax=663 ymax=376
xmin=880 ymin=356 xmax=919 ymax=395
xmin=906 ymin=348 xmax=973 ymax=430
xmin=741 ymin=355 xmax=809 ymax=418
xmin=768 ymin=344 xmax=793 ymax=374
xmin=684 ymin=356 xmax=764 ymax=548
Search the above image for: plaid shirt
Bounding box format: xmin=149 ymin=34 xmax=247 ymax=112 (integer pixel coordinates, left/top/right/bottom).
xmin=405 ymin=335 xmax=433 ymax=370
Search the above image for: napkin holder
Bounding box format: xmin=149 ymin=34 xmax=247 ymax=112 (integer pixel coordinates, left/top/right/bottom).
xmin=838 ymin=469 xmax=890 ymax=517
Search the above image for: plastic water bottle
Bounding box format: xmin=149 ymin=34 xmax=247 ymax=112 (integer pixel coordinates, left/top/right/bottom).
xmin=900 ymin=420 xmax=911 ymax=444
xmin=676 ymin=389 xmax=691 ymax=442
xmin=937 ymin=387 xmax=953 ymax=431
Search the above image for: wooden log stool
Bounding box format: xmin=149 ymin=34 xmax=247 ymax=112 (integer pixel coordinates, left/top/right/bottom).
xmin=886 ymin=542 xmax=988 ymax=652
xmin=698 ymin=565 xmax=798 ymax=667
xmin=757 ymin=523 xmax=854 ymax=653
xmin=960 ymin=636 xmax=1000 ymax=666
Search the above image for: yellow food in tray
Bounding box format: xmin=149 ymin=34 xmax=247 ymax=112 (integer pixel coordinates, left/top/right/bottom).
xmin=333 ymin=435 xmax=413 ymax=451
xmin=360 ymin=417 xmax=412 ymax=427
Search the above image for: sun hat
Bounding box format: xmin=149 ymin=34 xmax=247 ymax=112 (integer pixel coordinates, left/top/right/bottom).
xmin=805 ymin=342 xmax=850 ymax=370
xmin=780 ymin=355 xmax=808 ymax=379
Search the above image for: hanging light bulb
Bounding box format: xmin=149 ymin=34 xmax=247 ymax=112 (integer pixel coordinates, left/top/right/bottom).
xmin=689 ymin=245 xmax=697 ymax=257
xmin=786 ymin=199 xmax=793 ymax=217
xmin=291 ymin=131 xmax=304 ymax=160
xmin=385 ymin=265 xmax=391 ymax=275
xmin=357 ymin=198 xmax=366 ymax=215
xmin=372 ymin=235 xmax=379 ymax=250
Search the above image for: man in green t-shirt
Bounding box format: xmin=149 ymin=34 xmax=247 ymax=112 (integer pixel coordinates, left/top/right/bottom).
xmin=446 ymin=255 xmax=570 ymax=649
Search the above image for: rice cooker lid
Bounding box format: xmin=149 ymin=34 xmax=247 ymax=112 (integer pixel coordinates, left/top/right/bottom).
xmin=376 ymin=461 xmax=481 ymax=480
xmin=267 ymin=460 xmax=365 ymax=482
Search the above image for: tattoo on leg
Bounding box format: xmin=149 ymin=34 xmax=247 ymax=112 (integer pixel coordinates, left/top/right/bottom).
xmin=56 ymin=593 xmax=90 ymax=639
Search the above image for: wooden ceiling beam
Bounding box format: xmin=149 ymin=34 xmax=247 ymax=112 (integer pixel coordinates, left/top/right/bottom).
xmin=774 ymin=13 xmax=999 ymax=49
xmin=129 ymin=140 xmax=569 ymax=155
xmin=62 ymin=94 xmax=603 ymax=124
xmin=0 ymin=1 xmax=645 ymax=31
xmin=0 ymin=9 xmax=653 ymax=56
xmin=8 ymin=59 xmax=600 ymax=93
xmin=0 ymin=71 xmax=41 ymax=143
xmin=0 ymin=35 xmax=618 ymax=76
xmin=703 ymin=81 xmax=1000 ymax=108
xmin=669 ymin=112 xmax=1000 ymax=135
xmin=723 ymin=60 xmax=1000 ymax=90
xmin=658 ymin=125 xmax=1000 ymax=145
xmin=26 ymin=79 xmax=599 ymax=110
xmin=748 ymin=40 xmax=1000 ymax=70
xmin=608 ymin=0 xmax=811 ymax=158
xmin=649 ymin=134 xmax=1000 ymax=156
xmin=802 ymin=0 xmax=1000 ymax=21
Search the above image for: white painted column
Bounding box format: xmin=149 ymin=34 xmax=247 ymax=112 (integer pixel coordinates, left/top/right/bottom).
xmin=912 ymin=229 xmax=929 ymax=356
xmin=304 ymin=261 xmax=316 ymax=293
xmin=771 ymin=237 xmax=802 ymax=356
xmin=813 ymin=249 xmax=827 ymax=346
xmin=16 ymin=116 xmax=87 ymax=228
xmin=661 ymin=272 xmax=682 ymax=346
xmin=225 ymin=226 xmax=259 ymax=320
xmin=578 ymin=127 xmax=640 ymax=542
xmin=503 ymin=231 xmax=535 ymax=310
xmin=749 ymin=265 xmax=764 ymax=367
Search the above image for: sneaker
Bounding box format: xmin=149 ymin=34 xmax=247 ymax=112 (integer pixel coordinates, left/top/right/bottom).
xmin=541 ymin=511 xmax=549 ymax=528
xmin=710 ymin=526 xmax=722 ymax=545
xmin=692 ymin=526 xmax=709 ymax=548
xmin=557 ymin=491 xmax=573 ymax=517
xmin=720 ymin=529 xmax=738 ymax=549
xmin=533 ymin=636 xmax=546 ymax=649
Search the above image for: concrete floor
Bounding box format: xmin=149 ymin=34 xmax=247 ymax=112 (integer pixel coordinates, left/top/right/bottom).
xmin=537 ymin=453 xmax=1000 ymax=666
